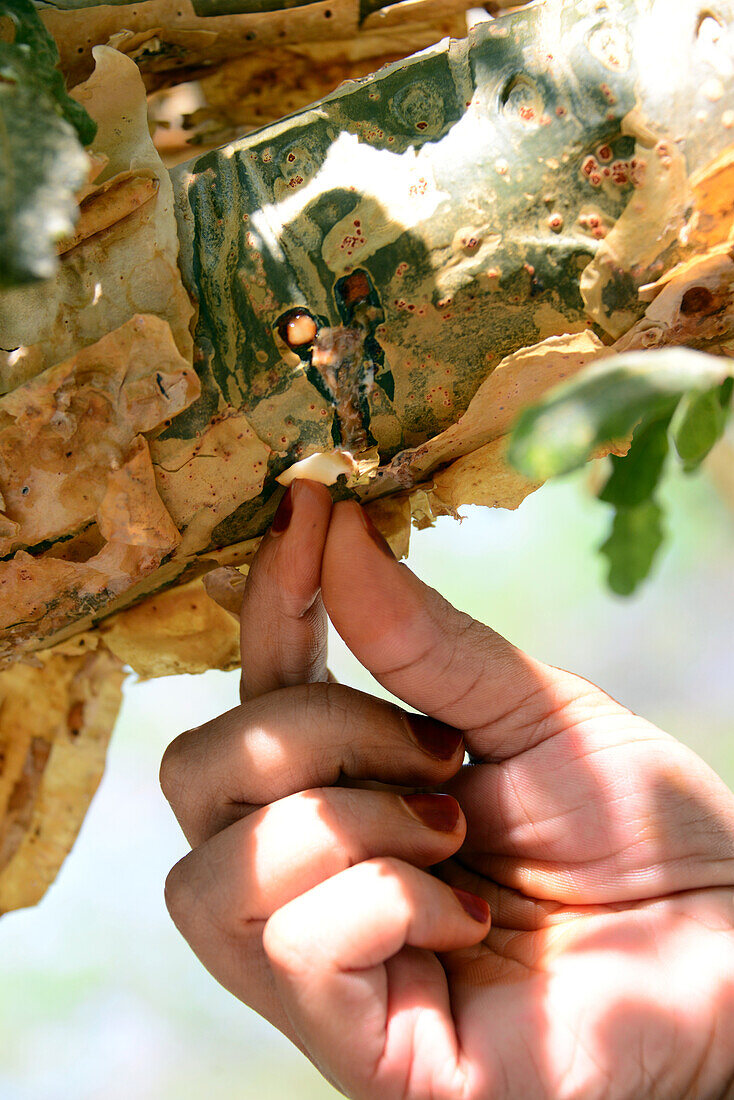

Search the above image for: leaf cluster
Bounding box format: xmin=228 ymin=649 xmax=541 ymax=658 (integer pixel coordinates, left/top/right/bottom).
xmin=0 ymin=0 xmax=96 ymax=287
xmin=508 ymin=349 xmax=734 ymax=595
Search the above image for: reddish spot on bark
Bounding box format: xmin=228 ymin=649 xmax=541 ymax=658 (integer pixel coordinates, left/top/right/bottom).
xmin=67 ymin=702 xmax=84 ymax=738
xmin=630 ymin=158 xmax=647 ymax=187
xmin=612 ymin=161 xmax=629 ymax=184
xmin=681 ymin=285 xmax=716 ymax=314
xmin=341 ymin=270 xmax=371 ymax=305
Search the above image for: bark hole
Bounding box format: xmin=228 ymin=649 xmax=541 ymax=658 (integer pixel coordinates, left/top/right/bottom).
xmin=681 ymin=285 xmax=716 ymax=314
xmin=277 ymin=308 xmax=319 ymax=350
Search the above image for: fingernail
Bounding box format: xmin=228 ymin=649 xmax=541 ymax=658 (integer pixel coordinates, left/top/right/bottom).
xmin=358 ymin=508 xmax=396 ymax=560
xmin=271 ymin=486 xmax=293 ymax=536
xmin=404 ymin=713 xmax=463 ymax=760
xmin=452 ymin=887 xmax=490 ymax=924
xmin=401 ymin=793 xmax=461 ymax=832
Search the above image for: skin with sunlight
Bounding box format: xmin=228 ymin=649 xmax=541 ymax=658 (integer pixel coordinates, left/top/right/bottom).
xmin=160 ymin=481 xmax=734 ymax=1100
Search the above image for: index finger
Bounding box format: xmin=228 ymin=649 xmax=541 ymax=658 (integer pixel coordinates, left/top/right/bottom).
xmin=239 ymin=479 xmax=333 ymax=701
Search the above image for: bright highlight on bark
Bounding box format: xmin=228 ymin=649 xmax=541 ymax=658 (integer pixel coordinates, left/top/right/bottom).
xmin=0 ymin=0 xmax=732 ymax=911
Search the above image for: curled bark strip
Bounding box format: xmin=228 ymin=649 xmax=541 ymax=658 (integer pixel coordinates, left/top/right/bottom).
xmin=57 ymin=174 xmax=160 ymax=255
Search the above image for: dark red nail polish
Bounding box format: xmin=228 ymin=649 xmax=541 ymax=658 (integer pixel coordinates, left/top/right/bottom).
xmin=358 ymin=508 xmax=396 ymax=559
xmin=401 ymin=793 xmax=461 ymax=832
xmin=452 ymin=887 xmax=490 ymax=924
xmin=404 ymin=714 xmax=463 ymax=760
xmin=271 ymin=486 xmax=293 ymax=536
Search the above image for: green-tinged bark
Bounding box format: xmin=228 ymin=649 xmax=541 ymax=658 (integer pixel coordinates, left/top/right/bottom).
xmin=171 ymin=0 xmax=734 ymax=521
xmin=0 ymin=0 xmax=733 ymax=664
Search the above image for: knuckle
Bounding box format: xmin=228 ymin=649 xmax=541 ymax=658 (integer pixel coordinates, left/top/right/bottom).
xmin=356 ymin=857 xmax=414 ymax=915
xmin=363 ymin=854 xmax=405 ymax=881
xmin=299 ymin=678 xmax=331 ymax=709
xmin=255 ymin=547 xmax=320 ymax=620
xmin=163 ymin=854 xmax=195 ymax=932
xmin=262 ymin=911 xmax=295 ymax=968
xmin=303 ymin=678 xmax=343 ymax=714
xmin=302 ymin=681 xmax=357 ymax=744
xmin=159 ymin=733 xmax=188 ymax=804
xmin=279 ymin=681 xmax=377 ymax=759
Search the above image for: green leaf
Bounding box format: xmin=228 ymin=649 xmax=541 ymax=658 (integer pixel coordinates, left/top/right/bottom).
xmin=719 ymin=377 xmax=734 ymax=409
xmin=600 ymin=500 xmax=665 ymax=596
xmin=508 ymin=348 xmax=732 ymax=480
xmin=599 ymin=416 xmax=670 ymax=508
xmin=0 ymin=0 xmax=95 ymax=286
xmin=671 ymin=383 xmax=730 ymax=471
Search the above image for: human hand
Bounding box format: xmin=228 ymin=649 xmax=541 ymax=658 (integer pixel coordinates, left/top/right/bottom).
xmin=161 ymin=483 xmax=734 ymax=1099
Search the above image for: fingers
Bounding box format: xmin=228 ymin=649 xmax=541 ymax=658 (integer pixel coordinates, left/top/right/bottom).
xmin=160 ymin=681 xmax=464 ymax=846
xmin=321 ymin=501 xmax=615 ymax=761
xmin=239 ymin=479 xmax=333 ymax=701
xmin=163 ymin=797 xmax=477 ymax=1067
xmin=262 ymin=858 xmax=489 ymax=1096
xmin=164 ymin=789 xmax=465 ymax=934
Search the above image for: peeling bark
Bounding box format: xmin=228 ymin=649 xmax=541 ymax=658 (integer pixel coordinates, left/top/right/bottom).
xmin=0 ymin=0 xmax=733 ymax=910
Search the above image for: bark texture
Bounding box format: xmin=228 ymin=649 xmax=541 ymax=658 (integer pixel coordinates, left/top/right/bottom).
xmin=0 ymin=0 xmax=733 ymax=909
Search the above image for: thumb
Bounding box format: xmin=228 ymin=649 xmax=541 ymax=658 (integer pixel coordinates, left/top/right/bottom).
xmin=321 ymin=501 xmax=612 ymax=761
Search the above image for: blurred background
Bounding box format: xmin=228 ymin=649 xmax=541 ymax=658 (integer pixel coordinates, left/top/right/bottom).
xmin=0 ymin=466 xmax=732 ymax=1100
